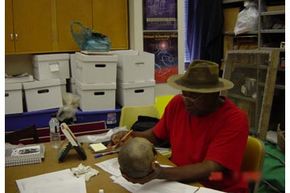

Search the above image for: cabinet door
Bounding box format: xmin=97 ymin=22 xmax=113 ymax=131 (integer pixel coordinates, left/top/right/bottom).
xmin=5 ymin=0 xmax=15 ymax=53
xmin=56 ymin=0 xmax=93 ymax=52
xmin=13 ymin=0 xmax=53 ymax=53
xmin=92 ymin=0 xmax=128 ymax=50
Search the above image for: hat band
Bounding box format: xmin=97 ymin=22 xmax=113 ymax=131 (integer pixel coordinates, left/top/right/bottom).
xmin=175 ymin=79 xmax=222 ymax=89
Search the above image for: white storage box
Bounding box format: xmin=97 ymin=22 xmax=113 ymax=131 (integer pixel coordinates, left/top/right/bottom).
xmin=5 ymin=83 xmax=23 ymax=114
xmin=70 ymin=53 xmax=77 ymax=79
xmin=5 ymin=74 xmax=34 ymax=83
xmin=112 ymin=50 xmax=154 ymax=82
xmin=76 ymin=80 xmax=116 ymax=111
xmin=23 ymin=79 xmax=63 ymax=112
xmin=75 ymin=52 xmax=117 ymax=84
xmin=70 ymin=78 xmax=77 ymax=94
xmin=117 ymin=80 xmax=155 ymax=106
xmin=60 ymin=79 xmax=67 ymax=95
xmin=33 ymin=53 xmax=70 ymax=80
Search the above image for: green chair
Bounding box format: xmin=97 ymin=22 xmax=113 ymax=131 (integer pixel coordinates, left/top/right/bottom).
xmin=119 ymin=105 xmax=159 ymax=130
xmin=154 ymin=95 xmax=174 ymax=118
xmin=241 ymin=136 xmax=265 ymax=193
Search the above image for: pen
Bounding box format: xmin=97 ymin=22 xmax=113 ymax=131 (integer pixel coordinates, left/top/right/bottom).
xmin=94 ymin=150 xmax=120 ymax=158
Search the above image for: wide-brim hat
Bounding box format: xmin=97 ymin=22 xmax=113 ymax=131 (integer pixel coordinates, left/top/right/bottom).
xmin=167 ymin=60 xmax=234 ymax=93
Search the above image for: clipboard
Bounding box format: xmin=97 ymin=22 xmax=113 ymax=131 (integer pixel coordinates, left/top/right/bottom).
xmin=58 ymin=123 xmax=87 ymax=162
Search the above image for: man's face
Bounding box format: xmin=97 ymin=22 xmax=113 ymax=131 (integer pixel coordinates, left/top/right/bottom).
xmin=182 ymin=91 xmax=219 ymax=116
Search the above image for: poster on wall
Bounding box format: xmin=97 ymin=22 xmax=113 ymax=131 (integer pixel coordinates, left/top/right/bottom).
xmin=143 ymin=0 xmax=177 ymax=30
xmin=144 ymin=32 xmax=178 ymax=83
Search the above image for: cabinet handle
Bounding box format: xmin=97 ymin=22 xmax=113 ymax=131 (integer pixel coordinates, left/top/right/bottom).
xmin=10 ymin=34 xmax=14 ymax=41
xmin=15 ymin=33 xmax=18 ymax=40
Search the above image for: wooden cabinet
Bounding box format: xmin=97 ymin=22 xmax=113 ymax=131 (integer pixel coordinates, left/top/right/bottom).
xmin=5 ymin=0 xmax=128 ymax=54
xmin=92 ymin=0 xmax=128 ymax=50
xmin=5 ymin=0 xmax=14 ymax=53
xmin=6 ymin=0 xmax=54 ymax=54
xmin=55 ymin=0 xmax=93 ymax=52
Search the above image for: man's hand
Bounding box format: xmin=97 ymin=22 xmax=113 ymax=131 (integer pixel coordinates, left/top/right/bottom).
xmin=107 ymin=131 xmax=131 ymax=148
xmin=121 ymin=162 xmax=162 ymax=184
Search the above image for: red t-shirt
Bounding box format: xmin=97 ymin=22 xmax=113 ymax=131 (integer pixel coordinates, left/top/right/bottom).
xmin=153 ymin=95 xmax=249 ymax=193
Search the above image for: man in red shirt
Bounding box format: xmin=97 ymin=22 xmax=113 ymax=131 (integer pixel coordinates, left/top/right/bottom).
xmin=112 ymin=60 xmax=249 ymax=193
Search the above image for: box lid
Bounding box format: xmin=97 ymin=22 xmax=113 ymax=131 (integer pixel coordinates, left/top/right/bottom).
xmin=75 ymin=52 xmax=118 ymax=62
xmin=111 ymin=50 xmax=139 ymax=55
xmin=23 ymin=79 xmax=61 ymax=90
xmin=33 ymin=53 xmax=70 ymax=62
xmin=76 ymin=80 xmax=116 ymax=90
xmin=118 ymin=79 xmax=155 ymax=89
xmin=5 ymin=83 xmax=22 ymax=91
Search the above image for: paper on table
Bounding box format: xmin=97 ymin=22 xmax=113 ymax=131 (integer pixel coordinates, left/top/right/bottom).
xmin=16 ymin=169 xmax=87 ymax=193
xmin=21 ymin=178 xmax=86 ymax=193
xmin=96 ymin=158 xmax=225 ymax=193
xmin=113 ymin=175 xmax=224 ymax=193
xmin=95 ymin=157 xmax=121 ymax=177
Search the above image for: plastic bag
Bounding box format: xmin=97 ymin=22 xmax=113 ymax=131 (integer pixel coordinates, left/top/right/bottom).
xmin=234 ymin=1 xmax=259 ymax=35
xmin=57 ymin=93 xmax=80 ymax=123
xmin=70 ymin=21 xmax=111 ymax=52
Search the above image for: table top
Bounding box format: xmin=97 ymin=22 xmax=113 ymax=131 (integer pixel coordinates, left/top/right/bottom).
xmin=5 ymin=143 xmax=178 ymax=193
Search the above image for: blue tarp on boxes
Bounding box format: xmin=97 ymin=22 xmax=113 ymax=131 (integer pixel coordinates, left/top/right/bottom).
xmin=5 ymin=108 xmax=121 ymax=132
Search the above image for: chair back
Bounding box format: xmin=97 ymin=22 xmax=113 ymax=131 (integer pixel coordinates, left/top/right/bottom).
xmin=155 ymin=95 xmax=174 ymax=118
xmin=119 ymin=105 xmax=159 ymax=129
xmin=241 ymin=136 xmax=265 ymax=193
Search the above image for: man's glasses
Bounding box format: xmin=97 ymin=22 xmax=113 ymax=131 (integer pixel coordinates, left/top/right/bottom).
xmin=182 ymin=94 xmax=203 ymax=103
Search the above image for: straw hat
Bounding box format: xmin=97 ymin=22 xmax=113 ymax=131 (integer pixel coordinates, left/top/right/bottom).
xmin=167 ymin=60 xmax=234 ymax=93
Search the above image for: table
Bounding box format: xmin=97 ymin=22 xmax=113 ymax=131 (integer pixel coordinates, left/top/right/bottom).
xmin=5 ymin=143 xmax=180 ymax=193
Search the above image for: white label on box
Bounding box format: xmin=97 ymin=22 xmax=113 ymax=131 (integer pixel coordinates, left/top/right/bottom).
xmin=49 ymin=63 xmax=60 ymax=72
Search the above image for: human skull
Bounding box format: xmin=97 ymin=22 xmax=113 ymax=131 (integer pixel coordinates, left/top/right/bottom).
xmin=118 ymin=137 xmax=156 ymax=178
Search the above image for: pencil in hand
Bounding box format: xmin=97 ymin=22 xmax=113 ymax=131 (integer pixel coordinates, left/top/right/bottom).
xmin=112 ymin=130 xmax=133 ymax=150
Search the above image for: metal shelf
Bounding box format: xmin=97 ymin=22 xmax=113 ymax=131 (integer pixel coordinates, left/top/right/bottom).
xmin=260 ymin=29 xmax=285 ymax=33
xmin=228 ymin=93 xmax=256 ymax=103
xmin=261 ymin=10 xmax=285 ymax=16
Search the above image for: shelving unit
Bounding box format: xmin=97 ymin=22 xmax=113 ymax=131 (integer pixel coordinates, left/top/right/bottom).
xmin=222 ymin=0 xmax=285 ymax=140
xmin=258 ymin=0 xmax=285 ymax=48
xmin=222 ymin=50 xmax=280 ymax=140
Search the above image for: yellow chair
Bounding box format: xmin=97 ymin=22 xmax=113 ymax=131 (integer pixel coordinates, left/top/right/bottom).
xmin=241 ymin=136 xmax=265 ymax=193
xmin=154 ymin=95 xmax=174 ymax=118
xmin=119 ymin=105 xmax=159 ymax=130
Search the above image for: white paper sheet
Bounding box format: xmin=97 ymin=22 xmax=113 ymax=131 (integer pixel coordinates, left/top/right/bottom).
xmin=16 ymin=169 xmax=87 ymax=193
xmin=95 ymin=158 xmax=225 ymax=193
xmin=95 ymin=157 xmax=121 ymax=176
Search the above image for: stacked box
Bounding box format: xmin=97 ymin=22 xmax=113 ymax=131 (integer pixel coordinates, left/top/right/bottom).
xmin=76 ymin=80 xmax=116 ymax=111
xmin=5 ymin=83 xmax=23 ymax=114
xmin=75 ymin=52 xmax=118 ymax=111
xmin=112 ymin=50 xmax=155 ymax=106
xmin=23 ymin=79 xmax=63 ymax=112
xmin=33 ymin=53 xmax=70 ymax=80
xmin=117 ymin=80 xmax=155 ymax=106
xmin=75 ymin=52 xmax=117 ymax=84
xmin=112 ymin=50 xmax=154 ymax=82
xmin=32 ymin=53 xmax=70 ymax=108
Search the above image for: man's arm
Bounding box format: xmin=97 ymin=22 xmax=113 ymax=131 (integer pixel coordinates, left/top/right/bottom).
xmin=123 ymin=159 xmax=226 ymax=184
xmin=132 ymin=128 xmax=160 ymax=145
xmin=158 ymin=160 xmax=225 ymax=182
